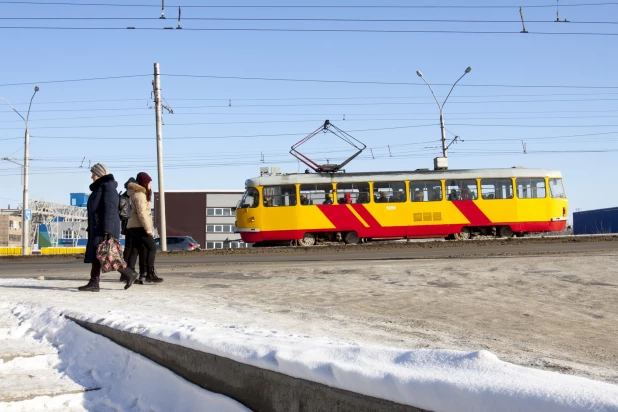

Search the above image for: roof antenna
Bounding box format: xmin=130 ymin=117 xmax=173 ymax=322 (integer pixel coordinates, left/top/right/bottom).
xmin=160 ymin=0 xmax=166 ymax=19
xmin=555 ymin=0 xmax=569 ymax=22
xmin=519 ymin=7 xmax=528 ymax=33
xmin=177 ymin=7 xmax=183 ymax=29
xmin=521 ymin=140 xmax=527 ymax=154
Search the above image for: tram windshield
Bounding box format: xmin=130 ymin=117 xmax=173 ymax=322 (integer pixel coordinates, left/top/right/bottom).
xmin=240 ymin=188 xmax=259 ymax=208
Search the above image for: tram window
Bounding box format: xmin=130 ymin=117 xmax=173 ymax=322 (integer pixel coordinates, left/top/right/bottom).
xmin=481 ymin=179 xmax=513 ymax=200
xmin=549 ymin=178 xmax=566 ymax=198
xmin=336 ymin=182 xmax=370 ymax=204
xmin=516 ymin=178 xmax=546 ymax=199
xmin=263 ymin=185 xmax=297 ymax=207
xmin=240 ymin=188 xmax=259 ymax=208
xmin=410 ymin=180 xmax=442 ymax=202
xmin=373 ymin=181 xmax=406 ymax=203
xmin=299 ymin=183 xmax=334 ymax=205
xmin=446 ymin=180 xmax=478 ymax=201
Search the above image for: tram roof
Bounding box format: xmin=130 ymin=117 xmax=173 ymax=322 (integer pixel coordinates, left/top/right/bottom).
xmin=244 ymin=167 xmax=563 ymax=187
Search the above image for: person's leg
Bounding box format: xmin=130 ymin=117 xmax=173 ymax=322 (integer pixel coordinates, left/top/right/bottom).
xmin=126 ymin=228 xmax=141 ymax=271
xmin=120 ymin=231 xmax=134 ymax=281
xmin=78 ymin=261 xmax=101 ymax=292
xmin=143 ymin=234 xmax=163 ymax=283
xmin=137 ymin=241 xmax=147 ymax=278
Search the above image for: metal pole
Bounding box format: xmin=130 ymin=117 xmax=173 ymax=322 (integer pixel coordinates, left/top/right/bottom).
xmin=22 ymin=126 xmax=29 ymax=255
xmin=22 ymin=86 xmax=39 ymax=255
xmin=154 ymin=62 xmax=167 ymax=252
xmin=439 ymin=110 xmax=447 ymax=158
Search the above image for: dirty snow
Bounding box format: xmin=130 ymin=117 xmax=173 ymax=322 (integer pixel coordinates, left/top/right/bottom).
xmin=0 ymin=276 xmax=616 ymax=412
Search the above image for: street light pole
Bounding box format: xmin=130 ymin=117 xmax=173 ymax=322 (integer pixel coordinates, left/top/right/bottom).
xmin=0 ymin=86 xmax=39 ymax=255
xmin=416 ymin=67 xmax=471 ymax=168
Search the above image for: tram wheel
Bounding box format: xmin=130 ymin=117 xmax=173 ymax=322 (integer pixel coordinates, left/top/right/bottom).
xmin=298 ymin=233 xmax=316 ymax=247
xmin=515 ymin=232 xmax=525 ymax=238
xmin=498 ymin=226 xmax=514 ymax=238
xmin=454 ymin=227 xmax=471 ymax=240
xmin=344 ymin=231 xmax=360 ymax=244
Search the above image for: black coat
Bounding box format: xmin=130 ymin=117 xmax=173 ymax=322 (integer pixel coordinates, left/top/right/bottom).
xmin=84 ymin=174 xmax=120 ymax=263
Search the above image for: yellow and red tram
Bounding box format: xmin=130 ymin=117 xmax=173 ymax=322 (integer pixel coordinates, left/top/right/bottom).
xmin=235 ymin=168 xmax=568 ymax=246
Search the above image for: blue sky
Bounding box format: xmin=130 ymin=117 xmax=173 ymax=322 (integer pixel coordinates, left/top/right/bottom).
xmin=0 ymin=0 xmax=617 ymax=219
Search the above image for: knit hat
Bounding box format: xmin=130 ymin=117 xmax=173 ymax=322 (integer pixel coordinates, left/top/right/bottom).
xmin=90 ymin=163 xmax=110 ymax=178
xmin=136 ymin=172 xmax=152 ymax=188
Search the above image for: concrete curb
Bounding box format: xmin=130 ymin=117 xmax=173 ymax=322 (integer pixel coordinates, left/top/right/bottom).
xmin=67 ymin=316 xmax=428 ymax=412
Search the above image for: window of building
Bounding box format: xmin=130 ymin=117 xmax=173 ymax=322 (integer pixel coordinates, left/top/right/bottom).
xmin=62 ymin=229 xmax=77 ymax=239
xmin=9 ymin=235 xmax=21 ymax=242
xmin=299 ymin=183 xmax=334 ymax=205
xmin=373 ymin=181 xmax=406 ymax=203
xmin=409 ymin=180 xmax=442 ymax=202
xmin=239 ymin=188 xmax=259 ymax=208
xmin=446 ymin=179 xmax=478 ymax=201
xmin=335 ymin=182 xmax=370 ymax=204
xmin=9 ymin=220 xmax=21 ymax=230
xmin=263 ymin=185 xmax=297 ymax=207
xmin=206 ymin=225 xmax=234 ymax=233
xmin=549 ymin=178 xmax=566 ymax=198
xmin=480 ymin=179 xmax=514 ymax=200
xmin=207 ymin=208 xmax=233 ymax=216
xmin=516 ymin=178 xmax=546 ymax=199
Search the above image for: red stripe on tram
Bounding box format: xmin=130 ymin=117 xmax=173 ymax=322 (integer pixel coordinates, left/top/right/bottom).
xmin=451 ymin=201 xmax=493 ymax=225
xmin=350 ymin=204 xmax=383 ymax=228
xmin=317 ymin=204 xmax=367 ymax=231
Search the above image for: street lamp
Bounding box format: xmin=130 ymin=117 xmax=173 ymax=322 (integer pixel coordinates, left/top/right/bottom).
xmin=416 ymin=67 xmax=471 ymax=169
xmin=0 ymin=86 xmax=39 ymax=255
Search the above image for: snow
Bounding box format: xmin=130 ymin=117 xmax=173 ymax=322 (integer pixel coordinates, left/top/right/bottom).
xmin=0 ymin=277 xmax=617 ymax=412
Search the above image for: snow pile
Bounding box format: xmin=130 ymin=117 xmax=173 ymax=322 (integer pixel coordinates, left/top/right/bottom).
xmin=4 ymin=285 xmax=617 ymax=412
xmin=1 ymin=302 xmax=249 ymax=412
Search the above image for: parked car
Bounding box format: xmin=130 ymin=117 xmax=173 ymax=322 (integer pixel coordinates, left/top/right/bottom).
xmin=155 ymin=236 xmax=200 ymax=251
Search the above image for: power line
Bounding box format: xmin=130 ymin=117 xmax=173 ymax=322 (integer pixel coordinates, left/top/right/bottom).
xmin=0 ymin=74 xmax=150 ymax=88
xmin=2 ymin=17 xmax=618 ymax=25
xmin=164 ymin=73 xmax=618 ymax=89
xmin=2 ymin=1 xmax=617 ymax=9
xmin=1 ymin=26 xmax=617 ymax=35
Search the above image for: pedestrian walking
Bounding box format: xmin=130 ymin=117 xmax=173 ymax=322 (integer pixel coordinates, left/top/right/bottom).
xmin=79 ymin=163 xmax=138 ymax=292
xmin=126 ymin=172 xmax=163 ymax=283
xmin=120 ymin=177 xmax=147 ymax=283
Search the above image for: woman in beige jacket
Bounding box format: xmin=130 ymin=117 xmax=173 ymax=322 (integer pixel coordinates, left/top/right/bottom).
xmin=126 ymin=172 xmax=163 ymax=283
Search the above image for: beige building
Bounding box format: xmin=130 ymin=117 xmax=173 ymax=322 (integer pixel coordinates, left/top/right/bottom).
xmin=0 ymin=214 xmax=23 ymax=247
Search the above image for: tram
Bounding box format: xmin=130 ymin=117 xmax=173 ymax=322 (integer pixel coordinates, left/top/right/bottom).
xmin=234 ymin=167 xmax=568 ymax=246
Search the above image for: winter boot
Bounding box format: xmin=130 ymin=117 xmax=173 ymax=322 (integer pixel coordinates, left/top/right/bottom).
xmin=119 ymin=267 xmax=138 ymax=290
xmin=135 ymin=272 xmax=146 ymax=285
xmin=145 ymin=267 xmax=164 ymax=283
xmin=78 ymin=278 xmax=100 ymax=292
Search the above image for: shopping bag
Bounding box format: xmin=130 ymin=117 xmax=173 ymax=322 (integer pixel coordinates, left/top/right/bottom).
xmin=96 ymin=235 xmax=126 ymax=273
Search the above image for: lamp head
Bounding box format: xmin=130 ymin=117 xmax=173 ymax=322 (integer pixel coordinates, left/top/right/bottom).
xmin=416 ymin=70 xmax=423 ymax=77
xmin=465 ymin=67 xmax=472 ymax=73
xmin=34 ymin=86 xmax=40 ymax=92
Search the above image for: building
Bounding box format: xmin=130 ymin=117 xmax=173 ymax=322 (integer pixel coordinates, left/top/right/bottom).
xmin=573 ymin=207 xmax=618 ymax=235
xmin=154 ymin=190 xmax=250 ymax=250
xmin=70 ymin=193 xmax=89 ymax=207
xmin=0 ymin=210 xmax=22 ymax=247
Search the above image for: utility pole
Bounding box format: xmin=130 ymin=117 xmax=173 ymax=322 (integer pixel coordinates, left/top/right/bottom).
xmin=153 ymin=63 xmax=167 ymax=252
xmin=1 ymin=86 xmax=38 ymax=255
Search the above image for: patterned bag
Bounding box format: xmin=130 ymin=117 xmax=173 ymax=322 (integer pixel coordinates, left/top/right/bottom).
xmin=96 ymin=235 xmax=126 ymax=273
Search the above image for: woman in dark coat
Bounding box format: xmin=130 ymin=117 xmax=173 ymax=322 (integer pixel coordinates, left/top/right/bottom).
xmin=79 ymin=163 xmax=138 ymax=292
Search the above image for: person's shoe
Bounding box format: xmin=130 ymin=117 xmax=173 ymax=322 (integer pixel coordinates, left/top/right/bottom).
xmin=119 ymin=267 xmax=138 ymax=290
xmin=119 ymin=272 xmax=129 ymax=282
xmin=134 ymin=276 xmax=145 ymax=285
xmin=78 ymin=280 xmax=100 ymax=292
xmin=145 ymin=268 xmax=164 ymax=283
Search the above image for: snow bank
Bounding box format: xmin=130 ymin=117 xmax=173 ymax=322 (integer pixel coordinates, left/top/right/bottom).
xmin=8 ymin=293 xmax=618 ymax=412
xmin=2 ymin=302 xmax=249 ymax=412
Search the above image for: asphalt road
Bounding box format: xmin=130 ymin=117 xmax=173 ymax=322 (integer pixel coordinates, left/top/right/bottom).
xmin=1 ymin=236 xmax=617 ymax=277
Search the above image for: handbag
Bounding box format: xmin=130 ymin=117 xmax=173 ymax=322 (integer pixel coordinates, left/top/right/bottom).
xmin=96 ymin=235 xmax=126 ymax=273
